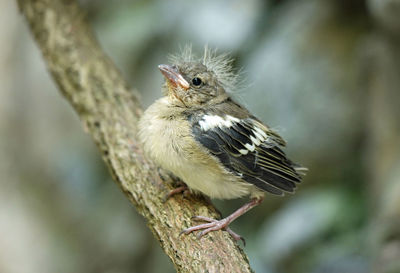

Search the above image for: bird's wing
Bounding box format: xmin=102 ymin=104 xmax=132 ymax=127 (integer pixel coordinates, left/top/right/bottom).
xmin=191 ymin=114 xmax=303 ymax=195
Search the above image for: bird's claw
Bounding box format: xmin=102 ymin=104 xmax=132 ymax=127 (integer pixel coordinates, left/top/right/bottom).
xmin=181 ymin=215 xmax=245 ymax=245
xmin=163 ymin=185 xmax=189 ymax=202
xmin=225 ymin=227 xmax=245 ymax=246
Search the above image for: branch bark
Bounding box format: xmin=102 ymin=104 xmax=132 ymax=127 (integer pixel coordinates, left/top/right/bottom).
xmin=17 ymin=0 xmax=253 ymax=272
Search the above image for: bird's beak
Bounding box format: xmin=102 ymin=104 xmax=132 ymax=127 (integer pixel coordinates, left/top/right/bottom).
xmin=158 ymin=64 xmax=189 ymax=90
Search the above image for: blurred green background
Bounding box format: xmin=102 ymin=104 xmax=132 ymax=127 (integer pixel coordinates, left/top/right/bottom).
xmin=1 ymin=0 xmax=400 ymax=272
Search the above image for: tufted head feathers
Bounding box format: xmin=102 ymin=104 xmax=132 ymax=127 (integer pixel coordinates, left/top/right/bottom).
xmin=159 ymin=46 xmax=240 ymax=107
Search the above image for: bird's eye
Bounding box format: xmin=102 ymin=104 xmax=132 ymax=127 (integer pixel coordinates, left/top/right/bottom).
xmin=192 ymin=77 xmax=202 ymax=86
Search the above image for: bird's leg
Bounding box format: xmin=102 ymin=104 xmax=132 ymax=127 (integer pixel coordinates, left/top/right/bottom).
xmin=181 ymin=197 xmax=264 ymax=244
xmin=163 ymin=183 xmax=190 ymax=202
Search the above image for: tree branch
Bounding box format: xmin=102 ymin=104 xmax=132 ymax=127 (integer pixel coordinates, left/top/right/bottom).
xmin=17 ymin=0 xmax=253 ymax=272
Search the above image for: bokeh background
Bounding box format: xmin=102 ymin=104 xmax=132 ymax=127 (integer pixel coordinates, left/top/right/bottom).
xmin=1 ymin=0 xmax=400 ymax=272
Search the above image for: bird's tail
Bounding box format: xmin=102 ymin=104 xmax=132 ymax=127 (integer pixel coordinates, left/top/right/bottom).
xmin=292 ymin=163 xmax=308 ymax=176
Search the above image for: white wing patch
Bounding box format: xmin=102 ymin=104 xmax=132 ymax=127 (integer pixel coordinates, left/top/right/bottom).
xmin=198 ymin=114 xmax=271 ymax=155
xmin=199 ymin=115 xmax=240 ymax=131
xmin=244 ymin=143 xmax=256 ymax=152
xmin=253 ymin=127 xmax=267 ymax=140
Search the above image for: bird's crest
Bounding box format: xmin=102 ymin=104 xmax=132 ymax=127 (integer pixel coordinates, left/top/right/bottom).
xmin=168 ymin=45 xmax=240 ymax=92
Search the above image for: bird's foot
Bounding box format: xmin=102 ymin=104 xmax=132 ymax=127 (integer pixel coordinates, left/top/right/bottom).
xmin=181 ymin=215 xmax=245 ymax=245
xmin=180 ymin=198 xmax=264 ymax=245
xmin=163 ymin=184 xmax=190 ymax=202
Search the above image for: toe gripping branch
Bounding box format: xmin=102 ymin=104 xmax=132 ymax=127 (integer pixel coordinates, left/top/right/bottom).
xmin=181 ymin=197 xmax=264 ymax=246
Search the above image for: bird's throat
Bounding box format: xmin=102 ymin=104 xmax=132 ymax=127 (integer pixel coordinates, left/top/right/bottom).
xmin=168 ymin=87 xmax=187 ymax=107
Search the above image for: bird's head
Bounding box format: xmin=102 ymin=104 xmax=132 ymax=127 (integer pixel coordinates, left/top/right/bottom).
xmin=158 ymin=47 xmax=239 ymax=107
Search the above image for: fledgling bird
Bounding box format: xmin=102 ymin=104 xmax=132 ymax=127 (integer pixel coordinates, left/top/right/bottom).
xmin=138 ymin=47 xmax=306 ymax=242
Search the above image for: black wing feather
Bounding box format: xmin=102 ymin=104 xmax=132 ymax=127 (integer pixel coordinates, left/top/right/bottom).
xmin=191 ymin=115 xmax=303 ymax=195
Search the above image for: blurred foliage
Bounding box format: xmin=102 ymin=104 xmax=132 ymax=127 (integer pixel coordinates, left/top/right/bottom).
xmin=2 ymin=0 xmax=399 ymax=272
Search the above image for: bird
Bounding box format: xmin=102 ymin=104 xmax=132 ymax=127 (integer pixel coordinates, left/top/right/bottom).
xmin=138 ymin=47 xmax=307 ymax=243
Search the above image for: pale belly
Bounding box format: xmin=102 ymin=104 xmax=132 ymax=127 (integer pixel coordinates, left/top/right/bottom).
xmin=138 ymin=100 xmax=254 ymax=199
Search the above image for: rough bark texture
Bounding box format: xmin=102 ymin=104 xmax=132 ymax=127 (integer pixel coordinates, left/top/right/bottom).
xmin=17 ymin=0 xmax=253 ymax=272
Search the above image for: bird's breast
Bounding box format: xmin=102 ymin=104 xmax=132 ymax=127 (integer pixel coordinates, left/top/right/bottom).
xmin=138 ymin=98 xmax=256 ymax=199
